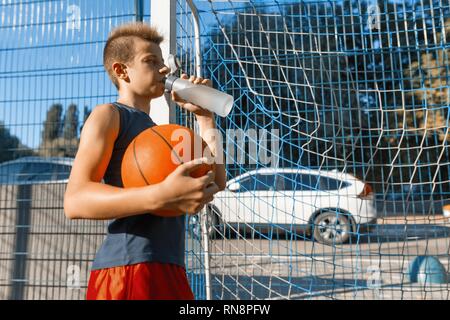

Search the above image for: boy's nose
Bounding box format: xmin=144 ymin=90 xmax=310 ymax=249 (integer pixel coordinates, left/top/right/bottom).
xmin=160 ymin=66 xmax=170 ymax=75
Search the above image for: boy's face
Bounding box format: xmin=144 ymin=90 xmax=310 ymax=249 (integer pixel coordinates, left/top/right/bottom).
xmin=119 ymin=38 xmax=169 ymax=98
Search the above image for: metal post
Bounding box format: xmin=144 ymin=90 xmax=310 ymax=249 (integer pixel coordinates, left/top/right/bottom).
xmin=186 ymin=0 xmax=203 ymax=78
xmin=135 ymin=0 xmax=144 ymax=22
xmin=200 ymin=208 xmax=212 ymax=300
xmin=150 ymin=0 xmax=177 ymax=125
xmin=10 ymin=184 xmax=31 ymax=300
xmin=185 ymin=0 xmax=212 ymax=301
xmin=150 ymin=0 xmax=212 ymax=300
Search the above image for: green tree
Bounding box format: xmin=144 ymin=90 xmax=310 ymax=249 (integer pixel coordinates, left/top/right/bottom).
xmin=0 ymin=122 xmax=35 ymax=163
xmin=202 ymin=0 xmax=449 ymax=196
xmin=80 ymin=106 xmax=92 ymax=133
xmin=404 ymin=18 xmax=450 ymax=143
xmin=39 ymin=103 xmax=84 ymax=158
xmin=63 ymin=104 xmax=79 ymax=140
xmin=41 ymin=103 xmax=63 ymax=142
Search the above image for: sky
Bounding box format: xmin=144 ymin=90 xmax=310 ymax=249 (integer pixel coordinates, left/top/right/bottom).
xmin=0 ymin=0 xmax=219 ymax=149
xmin=1 ymin=0 xmax=142 ymax=149
xmin=0 ymin=0 xmax=415 ymax=149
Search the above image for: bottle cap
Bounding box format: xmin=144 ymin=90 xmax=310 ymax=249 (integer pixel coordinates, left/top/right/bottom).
xmin=163 ymin=75 xmax=178 ymax=92
xmin=167 ymin=54 xmax=181 ymax=74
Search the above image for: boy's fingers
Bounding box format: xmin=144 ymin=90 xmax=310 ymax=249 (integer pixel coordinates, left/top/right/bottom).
xmin=197 ymin=171 xmax=215 ymax=186
xmin=194 ymin=77 xmax=203 ymax=84
xmin=204 ymin=182 xmax=220 ymax=196
xmin=179 ymin=157 xmax=209 ymax=174
xmin=171 ymin=91 xmax=179 ymax=100
xmin=202 ymin=195 xmax=214 ymax=204
xmin=171 ymin=91 xmax=187 ymax=103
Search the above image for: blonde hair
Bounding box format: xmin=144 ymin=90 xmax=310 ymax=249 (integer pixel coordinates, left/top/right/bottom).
xmin=103 ymin=22 xmax=164 ymax=89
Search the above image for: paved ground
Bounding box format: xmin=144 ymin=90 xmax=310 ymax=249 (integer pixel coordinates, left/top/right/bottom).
xmin=187 ymin=215 xmax=450 ymax=300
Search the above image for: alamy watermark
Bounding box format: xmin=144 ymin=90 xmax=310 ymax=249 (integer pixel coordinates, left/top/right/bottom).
xmin=67 ymin=264 xmax=81 ymax=289
xmin=169 ymin=128 xmax=280 ymax=166
xmin=67 ymin=4 xmax=81 ymax=31
xmin=366 ymin=265 xmax=383 ymax=298
xmin=367 ymin=3 xmax=381 ymax=30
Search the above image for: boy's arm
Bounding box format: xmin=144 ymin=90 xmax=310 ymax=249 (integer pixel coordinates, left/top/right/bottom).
xmin=171 ymin=74 xmax=227 ymax=191
xmin=196 ymin=115 xmax=227 ymax=191
xmin=64 ymin=104 xmax=218 ymax=220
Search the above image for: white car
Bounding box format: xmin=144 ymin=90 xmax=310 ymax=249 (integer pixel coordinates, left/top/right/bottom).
xmin=190 ymin=168 xmax=377 ymax=245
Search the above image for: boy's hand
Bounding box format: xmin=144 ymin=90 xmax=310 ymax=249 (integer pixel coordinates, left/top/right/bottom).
xmin=171 ymin=73 xmax=214 ymax=118
xmin=159 ymin=157 xmax=220 ymax=215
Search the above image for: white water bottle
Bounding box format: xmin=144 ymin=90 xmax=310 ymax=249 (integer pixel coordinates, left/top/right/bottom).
xmin=164 ymin=75 xmax=234 ymax=117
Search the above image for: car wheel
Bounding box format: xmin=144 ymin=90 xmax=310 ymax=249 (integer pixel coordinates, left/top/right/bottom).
xmin=312 ymin=211 xmax=352 ymax=245
xmin=189 ymin=206 xmax=222 ymax=240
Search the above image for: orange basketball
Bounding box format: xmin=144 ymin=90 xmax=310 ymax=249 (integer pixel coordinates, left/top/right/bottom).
xmin=121 ymin=124 xmax=214 ymax=214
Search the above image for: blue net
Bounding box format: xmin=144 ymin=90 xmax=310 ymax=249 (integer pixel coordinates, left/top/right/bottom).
xmin=0 ymin=0 xmax=449 ymax=300
xmin=179 ymin=0 xmax=450 ymax=300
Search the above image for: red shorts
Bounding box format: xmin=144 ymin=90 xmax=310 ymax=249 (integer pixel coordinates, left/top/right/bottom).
xmin=86 ymin=262 xmax=195 ymax=300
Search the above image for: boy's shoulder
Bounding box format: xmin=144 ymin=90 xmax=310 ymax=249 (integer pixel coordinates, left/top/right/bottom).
xmin=82 ymin=103 xmax=120 ymax=138
xmin=90 ymin=103 xmax=120 ymax=121
xmin=92 ymin=102 xmax=117 ymax=113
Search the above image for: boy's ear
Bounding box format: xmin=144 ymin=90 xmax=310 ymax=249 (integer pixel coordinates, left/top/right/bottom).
xmin=112 ymin=62 xmax=129 ymax=82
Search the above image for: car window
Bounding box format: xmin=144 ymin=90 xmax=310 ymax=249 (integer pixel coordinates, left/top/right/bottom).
xmin=256 ymin=174 xmax=276 ymax=191
xmin=319 ymin=176 xmax=345 ymax=191
xmin=237 ymin=173 xmax=352 ymax=192
xmin=296 ymin=174 xmax=319 ymax=191
xmin=275 ymin=174 xmax=293 ymax=191
xmin=275 ymin=175 xmax=286 ymax=190
xmin=52 ymin=164 xmax=72 ymax=180
xmin=19 ymin=162 xmax=53 ymax=182
xmin=0 ymin=162 xmax=25 ymax=184
xmin=238 ymin=175 xmax=255 ymax=191
xmin=0 ymin=161 xmax=72 ymax=184
xmin=272 ymin=173 xmax=319 ymax=191
xmin=238 ymin=174 xmax=276 ymax=191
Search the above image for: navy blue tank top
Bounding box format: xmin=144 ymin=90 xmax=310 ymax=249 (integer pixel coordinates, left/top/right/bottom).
xmin=91 ymin=102 xmax=186 ymax=271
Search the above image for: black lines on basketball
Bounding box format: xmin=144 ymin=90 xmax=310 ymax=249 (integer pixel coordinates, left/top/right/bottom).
xmin=133 ymin=137 xmax=150 ymax=185
xmin=149 ymin=126 xmax=184 ymax=165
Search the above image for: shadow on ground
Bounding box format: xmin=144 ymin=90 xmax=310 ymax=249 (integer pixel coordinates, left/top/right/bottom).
xmin=352 ymin=224 xmax=450 ymax=244
xmin=189 ymin=274 xmax=403 ymax=300
xmin=214 ymin=223 xmax=450 ymax=244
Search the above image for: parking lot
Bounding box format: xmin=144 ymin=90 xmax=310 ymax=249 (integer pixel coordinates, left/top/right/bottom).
xmin=1 ymin=180 xmax=448 ymax=300
xmin=188 ymin=215 xmax=450 ymax=300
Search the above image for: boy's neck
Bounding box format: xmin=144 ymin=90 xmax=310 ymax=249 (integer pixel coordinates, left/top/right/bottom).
xmin=116 ymin=92 xmax=151 ymax=114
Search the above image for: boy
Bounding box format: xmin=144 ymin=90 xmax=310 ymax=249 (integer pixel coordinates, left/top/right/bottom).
xmin=63 ymin=22 xmax=226 ymax=300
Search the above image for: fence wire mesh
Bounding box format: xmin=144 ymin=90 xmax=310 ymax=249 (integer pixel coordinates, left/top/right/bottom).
xmin=0 ymin=0 xmax=449 ymax=300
